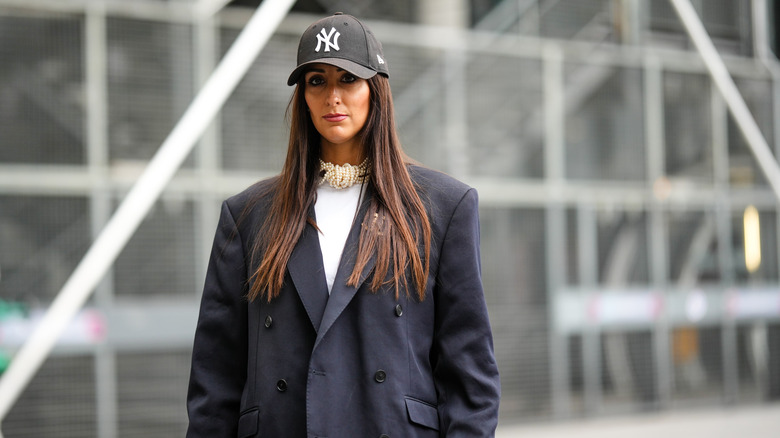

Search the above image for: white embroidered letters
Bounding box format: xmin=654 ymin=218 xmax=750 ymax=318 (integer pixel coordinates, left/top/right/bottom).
xmin=377 ymin=54 xmax=385 ymax=65
xmin=315 ymin=27 xmax=341 ymax=52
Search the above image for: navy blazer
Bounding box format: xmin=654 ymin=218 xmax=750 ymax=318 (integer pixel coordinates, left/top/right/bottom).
xmin=186 ymin=165 xmax=500 ymax=438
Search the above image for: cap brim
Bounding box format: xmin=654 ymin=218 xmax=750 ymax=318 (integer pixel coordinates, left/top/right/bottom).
xmin=287 ymin=58 xmax=378 ymax=86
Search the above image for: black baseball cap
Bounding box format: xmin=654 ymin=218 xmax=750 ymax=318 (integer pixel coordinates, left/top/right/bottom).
xmin=287 ymin=13 xmax=389 ymax=86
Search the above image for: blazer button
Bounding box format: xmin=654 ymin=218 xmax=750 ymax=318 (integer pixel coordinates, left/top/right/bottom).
xmin=276 ymin=379 xmax=287 ymax=392
xmin=264 ymin=315 xmax=273 ymax=328
xmin=374 ymin=370 xmax=386 ymax=383
xmin=394 ymin=304 xmax=403 ymax=317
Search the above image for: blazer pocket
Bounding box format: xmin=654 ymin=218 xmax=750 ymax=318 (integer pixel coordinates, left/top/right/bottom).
xmin=237 ymin=407 xmax=259 ymax=438
xmin=404 ymin=397 xmax=439 ymax=431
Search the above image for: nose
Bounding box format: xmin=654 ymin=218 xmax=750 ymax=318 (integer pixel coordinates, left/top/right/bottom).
xmin=326 ymin=84 xmax=341 ymax=106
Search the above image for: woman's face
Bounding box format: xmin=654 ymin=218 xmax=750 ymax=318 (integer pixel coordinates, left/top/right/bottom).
xmin=304 ymin=63 xmax=371 ymax=154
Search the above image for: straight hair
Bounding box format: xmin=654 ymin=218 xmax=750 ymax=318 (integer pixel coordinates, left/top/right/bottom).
xmin=246 ymin=75 xmax=431 ymax=302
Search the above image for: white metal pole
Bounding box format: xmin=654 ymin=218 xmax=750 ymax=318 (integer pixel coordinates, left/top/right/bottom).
xmin=669 ymin=0 xmax=780 ymax=201
xmin=0 ymin=0 xmax=296 ymax=423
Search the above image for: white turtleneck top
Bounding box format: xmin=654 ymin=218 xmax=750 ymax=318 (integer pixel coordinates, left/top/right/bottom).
xmin=313 ymin=183 xmax=364 ymax=293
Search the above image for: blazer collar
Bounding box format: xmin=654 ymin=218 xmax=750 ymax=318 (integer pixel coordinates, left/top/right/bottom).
xmin=286 ymin=185 xmax=377 ymax=339
xmin=287 ymin=203 xmax=330 ymax=333
xmin=314 ymin=184 xmax=376 ymax=349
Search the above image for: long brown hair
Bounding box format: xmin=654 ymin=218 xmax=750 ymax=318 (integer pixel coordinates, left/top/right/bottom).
xmin=247 ymin=74 xmax=431 ymax=303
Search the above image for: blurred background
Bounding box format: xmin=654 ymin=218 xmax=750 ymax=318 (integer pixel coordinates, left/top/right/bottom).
xmin=1 ymin=0 xmax=780 ymax=436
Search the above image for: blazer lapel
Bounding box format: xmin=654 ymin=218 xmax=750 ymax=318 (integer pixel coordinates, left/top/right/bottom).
xmin=314 ymin=185 xmax=376 ymax=350
xmin=287 ymin=206 xmax=329 ymax=332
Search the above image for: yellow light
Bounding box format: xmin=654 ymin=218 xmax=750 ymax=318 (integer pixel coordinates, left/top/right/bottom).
xmin=743 ymin=205 xmax=761 ymax=273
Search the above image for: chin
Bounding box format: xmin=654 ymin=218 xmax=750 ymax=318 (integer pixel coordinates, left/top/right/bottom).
xmin=323 ymin=134 xmax=356 ymax=146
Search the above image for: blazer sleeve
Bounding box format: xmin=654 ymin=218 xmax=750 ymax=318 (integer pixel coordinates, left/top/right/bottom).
xmin=433 ymin=188 xmax=501 ymax=437
xmin=186 ymin=201 xmax=248 ymax=437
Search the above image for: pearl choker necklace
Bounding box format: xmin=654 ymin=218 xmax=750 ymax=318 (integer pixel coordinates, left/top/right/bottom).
xmin=319 ymin=158 xmax=369 ymax=189
xmin=320 ymin=158 xmax=368 ymax=190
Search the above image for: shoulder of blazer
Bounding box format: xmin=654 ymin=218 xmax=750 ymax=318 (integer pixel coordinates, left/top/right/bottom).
xmin=407 ymin=164 xmax=474 ymax=210
xmin=222 ymin=176 xmax=279 ymax=238
xmin=225 ymin=176 xmax=278 ymax=212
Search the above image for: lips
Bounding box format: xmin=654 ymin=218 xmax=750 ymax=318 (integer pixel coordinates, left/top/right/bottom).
xmin=323 ymin=113 xmax=347 ymax=122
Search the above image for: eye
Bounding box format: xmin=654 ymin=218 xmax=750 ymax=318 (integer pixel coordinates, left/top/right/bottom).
xmin=306 ymin=74 xmax=325 ymax=87
xmin=341 ymin=73 xmax=357 ymax=84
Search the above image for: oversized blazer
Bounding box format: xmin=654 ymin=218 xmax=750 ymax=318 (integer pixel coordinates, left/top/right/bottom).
xmin=186 ymin=165 xmax=500 ymax=438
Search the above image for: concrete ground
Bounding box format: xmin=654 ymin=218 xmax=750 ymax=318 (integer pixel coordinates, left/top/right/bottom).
xmin=496 ymin=404 xmax=780 ymax=438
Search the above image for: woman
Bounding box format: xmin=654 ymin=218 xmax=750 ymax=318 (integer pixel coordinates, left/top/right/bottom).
xmin=187 ymin=13 xmax=500 ymax=438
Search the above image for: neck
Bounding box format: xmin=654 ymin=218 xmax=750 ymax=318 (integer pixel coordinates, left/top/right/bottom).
xmin=320 ymin=139 xmax=363 ymax=165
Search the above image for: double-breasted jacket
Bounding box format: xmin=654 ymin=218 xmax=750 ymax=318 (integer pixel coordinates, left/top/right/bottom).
xmin=186 ymin=165 xmax=500 ymax=437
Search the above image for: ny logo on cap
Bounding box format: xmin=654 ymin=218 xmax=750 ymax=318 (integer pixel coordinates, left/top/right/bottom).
xmin=315 ymin=27 xmax=340 ymax=52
